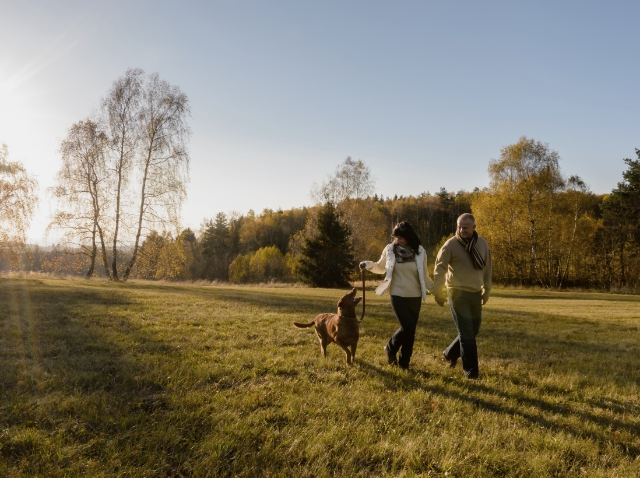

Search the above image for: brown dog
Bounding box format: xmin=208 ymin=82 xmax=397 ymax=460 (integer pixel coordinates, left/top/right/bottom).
xmin=293 ymin=288 xmax=362 ymax=364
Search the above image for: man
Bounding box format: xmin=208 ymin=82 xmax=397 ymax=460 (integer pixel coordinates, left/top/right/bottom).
xmin=433 ymin=213 xmax=492 ymax=379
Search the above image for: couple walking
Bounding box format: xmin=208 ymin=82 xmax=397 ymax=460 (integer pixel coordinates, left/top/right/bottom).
xmin=359 ymin=213 xmax=492 ymax=378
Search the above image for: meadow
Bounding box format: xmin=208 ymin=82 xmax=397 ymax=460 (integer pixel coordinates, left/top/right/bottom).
xmin=0 ymin=277 xmax=639 ymax=477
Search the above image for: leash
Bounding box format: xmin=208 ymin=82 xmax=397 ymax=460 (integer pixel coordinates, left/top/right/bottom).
xmin=358 ymin=268 xmax=366 ymax=323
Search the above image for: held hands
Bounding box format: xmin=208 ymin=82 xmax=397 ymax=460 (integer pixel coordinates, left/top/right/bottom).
xmin=434 ymin=291 xmax=446 ymax=307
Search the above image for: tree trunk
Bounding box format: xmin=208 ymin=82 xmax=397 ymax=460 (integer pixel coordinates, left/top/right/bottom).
xmin=123 ymin=153 xmax=151 ymax=281
xmin=619 ymin=241 xmax=626 ymax=287
xmin=86 ymin=221 xmax=97 ymax=279
xmin=558 ymin=212 xmax=579 ymax=290
xmin=547 ymin=199 xmax=554 ymax=288
xmin=111 ymin=135 xmax=126 ymax=281
xmin=528 ymin=216 xmax=537 ymax=286
xmin=90 ymin=177 xmax=111 ymax=280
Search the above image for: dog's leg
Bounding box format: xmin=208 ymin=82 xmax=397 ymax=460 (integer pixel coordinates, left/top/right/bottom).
xmin=320 ymin=338 xmax=327 ymax=358
xmin=335 ymin=340 xmax=352 ymax=364
xmin=350 ymin=342 xmax=357 ymax=362
xmin=315 ymin=330 xmax=328 ymax=358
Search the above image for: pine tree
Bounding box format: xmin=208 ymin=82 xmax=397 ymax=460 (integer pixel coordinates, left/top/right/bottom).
xmin=299 ymin=202 xmax=355 ymax=287
xmin=601 ymin=151 xmax=640 ymax=287
xmin=201 ymin=212 xmax=231 ymax=280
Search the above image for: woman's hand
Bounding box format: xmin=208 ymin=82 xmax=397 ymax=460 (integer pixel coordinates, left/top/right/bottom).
xmin=359 ymin=261 xmax=368 ymax=271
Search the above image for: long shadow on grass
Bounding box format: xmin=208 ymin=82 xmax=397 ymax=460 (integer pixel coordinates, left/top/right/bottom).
xmin=0 ymin=279 xmax=175 ymax=397
xmin=430 ymin=377 xmax=639 ymax=458
xmin=0 ymin=279 xmax=208 ymax=474
xmin=358 ymin=361 xmax=640 ymax=459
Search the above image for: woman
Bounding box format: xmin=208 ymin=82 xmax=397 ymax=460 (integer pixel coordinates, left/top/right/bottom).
xmin=359 ymin=222 xmax=435 ymax=369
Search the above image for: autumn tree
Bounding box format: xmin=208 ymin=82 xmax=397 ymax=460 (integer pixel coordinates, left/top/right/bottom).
xmin=556 ymin=176 xmax=595 ymax=288
xmin=345 ymin=198 xmax=388 ymax=265
xmin=48 ymin=120 xmax=110 ymax=278
xmin=480 ymin=137 xmax=565 ymax=285
xmin=0 ymin=143 xmax=38 ymax=249
xmin=238 ymin=207 xmax=307 ymax=254
xmin=154 ymin=235 xmax=186 ymax=281
xmin=131 ymin=230 xmax=169 ymax=279
xmin=228 ymin=245 xmax=292 ymax=283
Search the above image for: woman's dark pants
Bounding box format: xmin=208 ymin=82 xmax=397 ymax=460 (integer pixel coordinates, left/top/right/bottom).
xmin=388 ymin=296 xmax=422 ymax=368
xmin=444 ymin=289 xmax=482 ymax=378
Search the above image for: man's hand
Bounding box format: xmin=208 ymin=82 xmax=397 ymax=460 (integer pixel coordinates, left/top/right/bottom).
xmin=481 ymin=292 xmax=489 ymax=305
xmin=434 ymin=291 xmax=446 ymax=307
xmin=359 ymin=261 xmax=368 ymax=271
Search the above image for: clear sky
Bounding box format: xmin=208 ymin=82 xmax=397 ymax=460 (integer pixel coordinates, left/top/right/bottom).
xmin=2 ymin=0 xmax=639 ymax=244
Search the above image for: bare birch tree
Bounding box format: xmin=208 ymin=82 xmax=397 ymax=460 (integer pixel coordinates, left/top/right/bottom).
xmin=101 ymin=68 xmax=143 ymax=281
xmin=47 ymin=69 xmax=190 ymax=281
xmin=311 ymin=156 xmax=375 ymax=227
xmin=48 ymin=120 xmax=110 ymax=278
xmin=122 ymin=73 xmax=191 ymax=280
xmin=311 ymin=156 xmax=375 ymax=207
xmin=0 ymin=143 xmax=38 ymax=249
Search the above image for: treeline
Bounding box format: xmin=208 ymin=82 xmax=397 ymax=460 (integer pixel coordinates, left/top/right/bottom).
xmin=3 ymin=137 xmax=639 ymax=291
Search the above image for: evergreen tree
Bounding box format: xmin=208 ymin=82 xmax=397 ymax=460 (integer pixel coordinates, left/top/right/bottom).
xmin=201 ymin=212 xmax=231 ymax=280
xmin=299 ymin=202 xmax=355 ymax=287
xmin=600 ymin=151 xmax=640 ymax=287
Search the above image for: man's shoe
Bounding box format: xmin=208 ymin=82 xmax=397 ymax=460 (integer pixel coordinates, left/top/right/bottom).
xmin=443 ymin=351 xmax=457 ymax=368
xmin=384 ymin=345 xmax=397 ymax=365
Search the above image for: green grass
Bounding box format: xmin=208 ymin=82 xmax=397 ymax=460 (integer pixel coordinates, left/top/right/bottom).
xmin=0 ymin=277 xmax=639 ymax=477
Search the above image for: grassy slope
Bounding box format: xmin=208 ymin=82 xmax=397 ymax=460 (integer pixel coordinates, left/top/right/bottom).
xmin=0 ymin=278 xmax=639 ymax=477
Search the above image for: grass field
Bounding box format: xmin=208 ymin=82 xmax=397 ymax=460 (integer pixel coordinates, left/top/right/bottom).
xmin=0 ymin=277 xmax=639 ymax=477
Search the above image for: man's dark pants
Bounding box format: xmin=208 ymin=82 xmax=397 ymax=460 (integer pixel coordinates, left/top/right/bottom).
xmin=443 ymin=288 xmax=482 ymax=378
xmin=389 ymin=296 xmax=422 ymax=368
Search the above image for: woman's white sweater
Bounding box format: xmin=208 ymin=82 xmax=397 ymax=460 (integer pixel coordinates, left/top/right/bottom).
xmin=363 ymin=243 xmax=435 ymax=302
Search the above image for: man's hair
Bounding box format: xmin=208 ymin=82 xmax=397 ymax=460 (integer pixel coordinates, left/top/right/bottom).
xmin=457 ymin=213 xmax=476 ymax=225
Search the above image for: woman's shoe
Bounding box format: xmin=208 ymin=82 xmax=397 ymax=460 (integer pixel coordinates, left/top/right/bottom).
xmin=443 ymin=351 xmax=458 ymax=368
xmin=384 ymin=345 xmax=397 ymax=365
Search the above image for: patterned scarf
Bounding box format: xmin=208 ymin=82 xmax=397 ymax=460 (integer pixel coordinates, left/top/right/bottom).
xmin=393 ymin=244 xmax=415 ymax=263
xmin=456 ymin=230 xmax=485 ymax=270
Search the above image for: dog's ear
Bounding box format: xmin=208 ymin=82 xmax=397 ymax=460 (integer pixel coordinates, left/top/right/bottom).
xmin=337 ymin=298 xmax=344 ymax=307
xmin=353 ymin=297 xmax=362 ymax=305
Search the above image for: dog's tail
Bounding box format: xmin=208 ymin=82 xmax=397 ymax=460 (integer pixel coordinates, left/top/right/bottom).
xmin=292 ymin=321 xmax=315 ymax=329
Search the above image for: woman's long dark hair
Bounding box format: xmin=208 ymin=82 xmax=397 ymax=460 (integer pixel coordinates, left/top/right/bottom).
xmin=392 ymin=221 xmax=422 ymax=252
